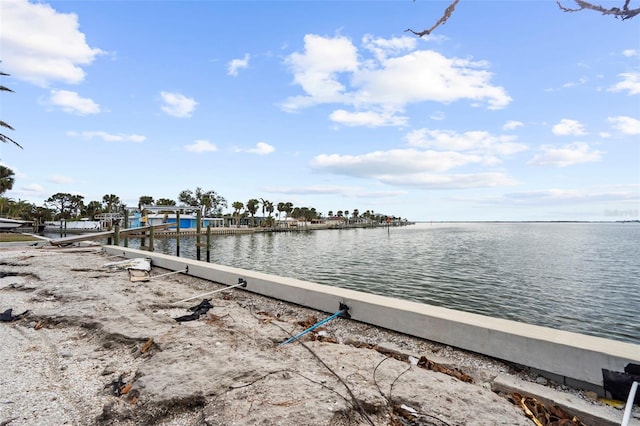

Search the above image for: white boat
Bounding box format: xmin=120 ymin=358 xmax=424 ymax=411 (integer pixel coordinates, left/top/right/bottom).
xmin=0 ymin=218 xmax=28 ymax=230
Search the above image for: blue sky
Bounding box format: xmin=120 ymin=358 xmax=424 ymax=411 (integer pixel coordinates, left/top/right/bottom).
xmin=1 ymin=0 xmax=639 ymax=221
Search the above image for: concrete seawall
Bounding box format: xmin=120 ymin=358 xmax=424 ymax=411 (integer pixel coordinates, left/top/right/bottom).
xmin=104 ymin=245 xmax=640 ymax=390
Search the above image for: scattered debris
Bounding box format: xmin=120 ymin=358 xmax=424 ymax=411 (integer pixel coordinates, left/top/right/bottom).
xmin=174 ymin=299 xmax=214 ymax=322
xmin=347 ymin=339 xmax=473 ymax=383
xmin=103 ymin=258 xmax=151 ymax=271
xmin=280 ymin=303 xmax=350 ymax=345
xmin=509 ymin=393 xmax=585 ymax=426
xmin=0 ymin=308 xmax=29 ymax=322
xmin=173 ymin=277 xmax=247 ymax=304
xmin=140 ymin=338 xmax=154 ymax=354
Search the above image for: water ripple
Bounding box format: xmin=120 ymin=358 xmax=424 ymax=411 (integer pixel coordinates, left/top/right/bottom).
xmin=125 ymin=222 xmax=639 ymax=344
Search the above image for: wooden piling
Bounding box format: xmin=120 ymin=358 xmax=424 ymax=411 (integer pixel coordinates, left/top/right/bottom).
xmin=176 ymin=211 xmax=180 ymax=257
xmin=149 ymin=224 xmax=155 ymax=251
xmin=196 ymin=210 xmax=202 ymax=261
xmin=206 ymin=224 xmax=211 ymax=262
xmin=123 ymin=210 xmax=129 ymax=248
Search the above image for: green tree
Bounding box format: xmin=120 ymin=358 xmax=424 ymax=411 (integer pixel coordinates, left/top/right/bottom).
xmin=246 ymin=198 xmax=259 ymax=227
xmin=69 ymin=194 xmax=85 ymax=218
xmin=84 ymin=200 xmax=103 ymax=219
xmin=156 ymin=198 xmax=176 ymax=206
xmin=265 ymin=200 xmax=274 ymax=226
xmin=46 ymin=192 xmax=77 ymax=219
xmin=138 ymin=195 xmax=154 ymax=209
xmin=8 ymin=199 xmax=33 ymax=220
xmin=277 ymin=202 xmax=286 ymax=224
xmin=0 ymin=165 xmax=15 ymax=194
xmin=232 ymin=201 xmax=244 ymax=228
xmin=179 ymin=187 xmax=227 ymax=216
xmin=102 ymin=194 xmax=120 ymax=213
xmin=0 ymin=67 xmax=23 ymax=149
xmin=284 ymin=202 xmax=293 ymax=221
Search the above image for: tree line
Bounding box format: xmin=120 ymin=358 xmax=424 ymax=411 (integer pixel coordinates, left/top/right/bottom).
xmin=0 ymin=179 xmax=405 ymax=225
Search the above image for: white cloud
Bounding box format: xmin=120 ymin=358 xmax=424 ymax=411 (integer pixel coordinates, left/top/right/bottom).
xmin=609 ymin=72 xmax=640 ymax=95
xmin=379 ymin=172 xmax=517 ymax=189
xmin=67 ymin=131 xmax=146 ymax=142
xmin=497 ymin=185 xmax=639 ymax=205
xmin=361 ymin=34 xmax=416 ymax=62
xmin=311 ymin=149 xmax=485 ymax=176
xmin=48 ymin=175 xmax=74 ymax=184
xmin=622 ymin=49 xmax=638 ymax=57
xmin=1 ymin=0 xmax=104 ymax=86
xmin=527 ymin=142 xmax=603 ymax=167
xmin=283 ymin=34 xmax=359 ymax=108
xmin=235 ymin=142 xmax=275 ymax=155
xmin=21 ymin=183 xmax=44 ymax=193
xmin=430 ymin=111 xmax=446 ymax=121
xmin=184 ymin=139 xmax=217 ymax=153
xmin=227 ymin=53 xmax=250 ymax=76
xmin=263 ymin=185 xmax=407 ymax=198
xmin=329 ymin=109 xmax=408 ymax=127
xmin=502 ymin=120 xmax=524 ymax=131
xmin=562 ymin=77 xmax=588 ymax=88
xmin=608 ymin=116 xmax=640 ymax=135
xmin=406 ymin=129 xmax=528 ymax=158
xmin=160 ymin=91 xmax=197 ymax=118
xmin=49 ymin=90 xmax=100 ymax=115
xmin=282 ymin=34 xmax=511 ymax=125
xmin=552 ymin=119 xmax=587 ymax=136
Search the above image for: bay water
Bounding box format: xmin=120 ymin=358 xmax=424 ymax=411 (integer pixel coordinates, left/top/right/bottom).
xmin=120 ymin=222 xmax=639 ymax=345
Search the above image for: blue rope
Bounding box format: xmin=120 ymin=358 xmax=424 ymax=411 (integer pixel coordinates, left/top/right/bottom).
xmin=280 ymin=308 xmax=347 ymax=345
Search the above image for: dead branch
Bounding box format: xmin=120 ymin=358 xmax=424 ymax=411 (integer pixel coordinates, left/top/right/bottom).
xmin=407 ymin=0 xmax=638 ymax=39
xmin=557 ymin=0 xmax=640 ymax=19
xmin=406 ymin=0 xmax=461 ymax=37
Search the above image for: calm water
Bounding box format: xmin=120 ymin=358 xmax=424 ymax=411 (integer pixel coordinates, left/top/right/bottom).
xmin=112 ymin=222 xmax=638 ymax=344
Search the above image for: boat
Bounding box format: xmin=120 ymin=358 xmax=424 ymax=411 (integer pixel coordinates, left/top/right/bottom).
xmin=0 ymin=218 xmax=29 ymax=231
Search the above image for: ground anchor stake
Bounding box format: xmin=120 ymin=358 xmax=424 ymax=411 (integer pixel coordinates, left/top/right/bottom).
xmin=280 ymin=303 xmax=350 ymax=345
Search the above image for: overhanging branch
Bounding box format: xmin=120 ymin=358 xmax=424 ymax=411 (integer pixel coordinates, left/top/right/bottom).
xmin=557 ymin=0 xmax=640 ymax=20
xmin=406 ymin=0 xmax=460 ymax=37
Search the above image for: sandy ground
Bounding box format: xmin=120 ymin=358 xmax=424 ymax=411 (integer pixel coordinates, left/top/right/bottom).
xmin=0 ymin=244 xmax=633 ymax=425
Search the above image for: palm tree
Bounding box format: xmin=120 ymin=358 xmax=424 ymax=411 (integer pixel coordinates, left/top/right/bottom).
xmin=246 ymin=198 xmax=259 ymax=227
xmin=138 ymin=195 xmax=154 ymax=209
xmin=102 ymin=194 xmax=120 ymax=213
xmin=284 ymin=202 xmax=293 ymax=221
xmin=232 ymin=201 xmax=244 ymax=227
xmin=84 ymin=201 xmax=103 ymax=219
xmin=0 ymin=165 xmax=15 ymax=195
xmin=156 ymin=198 xmax=176 ymax=206
xmin=0 ymin=67 xmax=23 ymax=149
xmin=344 ymin=210 xmax=350 ymax=224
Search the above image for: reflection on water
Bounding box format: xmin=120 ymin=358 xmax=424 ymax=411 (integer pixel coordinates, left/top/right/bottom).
xmin=100 ymin=222 xmax=639 ymax=344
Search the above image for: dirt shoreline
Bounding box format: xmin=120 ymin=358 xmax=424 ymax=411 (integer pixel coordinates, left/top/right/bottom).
xmin=0 ymin=244 xmax=634 ymax=425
